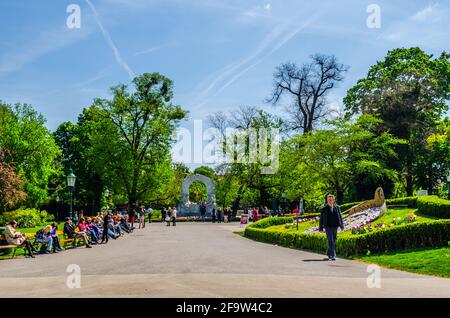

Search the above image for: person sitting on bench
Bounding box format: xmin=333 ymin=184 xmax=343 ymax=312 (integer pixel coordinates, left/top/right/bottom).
xmin=63 ymin=218 xmax=92 ymax=248
xmin=86 ymin=217 xmax=101 ymax=243
xmin=35 ymin=225 xmax=53 ymax=254
xmin=5 ymin=220 xmax=37 ymax=258
xmin=49 ymin=222 xmax=64 ymax=252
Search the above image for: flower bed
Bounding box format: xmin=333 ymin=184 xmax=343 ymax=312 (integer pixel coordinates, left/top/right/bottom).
xmin=244 ymin=216 xmax=450 ymax=256
xmin=351 ymin=214 xmax=417 ymax=235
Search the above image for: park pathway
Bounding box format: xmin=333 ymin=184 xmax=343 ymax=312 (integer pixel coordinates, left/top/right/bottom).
xmin=0 ymin=222 xmax=448 ymax=297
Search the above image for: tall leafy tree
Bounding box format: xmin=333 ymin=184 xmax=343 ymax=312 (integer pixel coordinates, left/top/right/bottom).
xmin=0 ymin=102 xmax=60 ymax=208
xmin=285 ymin=115 xmax=401 ymax=204
xmin=208 ymin=106 xmax=283 ymax=211
xmin=344 ymin=48 xmax=450 ymax=195
xmin=89 ymin=73 xmax=188 ymax=208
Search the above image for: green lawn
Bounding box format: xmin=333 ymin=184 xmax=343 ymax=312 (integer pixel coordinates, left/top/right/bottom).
xmin=353 ymin=247 xmax=450 ymax=278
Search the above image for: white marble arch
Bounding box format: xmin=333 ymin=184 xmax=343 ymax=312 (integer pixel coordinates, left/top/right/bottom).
xmin=179 ymin=174 xmax=216 ymax=214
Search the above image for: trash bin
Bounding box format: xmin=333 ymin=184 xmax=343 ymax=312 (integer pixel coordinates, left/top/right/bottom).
xmin=0 ymin=227 xmax=5 ymax=235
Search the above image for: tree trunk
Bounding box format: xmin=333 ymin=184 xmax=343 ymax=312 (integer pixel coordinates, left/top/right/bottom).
xmin=406 ymin=174 xmax=414 ymax=197
xmin=336 ymin=188 xmax=344 ymax=205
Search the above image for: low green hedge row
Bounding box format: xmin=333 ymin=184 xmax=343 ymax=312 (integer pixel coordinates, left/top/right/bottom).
xmin=244 ymin=217 xmax=450 ymax=256
xmin=340 ymin=202 xmax=361 ymax=211
xmin=385 ymin=196 xmax=422 ymax=208
xmin=417 ymin=196 xmax=450 ymax=219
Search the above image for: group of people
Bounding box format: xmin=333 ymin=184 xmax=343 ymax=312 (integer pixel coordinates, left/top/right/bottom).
xmin=3 ymin=207 xmax=144 ymax=258
xmin=161 ymin=207 xmax=177 ymax=226
xmin=4 ymin=221 xmax=62 ymax=258
xmin=208 ymin=207 xmax=233 ymax=223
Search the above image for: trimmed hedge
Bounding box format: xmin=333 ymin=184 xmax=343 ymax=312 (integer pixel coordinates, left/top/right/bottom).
xmin=418 ymin=196 xmax=450 ymax=219
xmin=340 ymin=202 xmax=361 ymax=211
xmin=244 ymin=217 xmax=450 ymax=256
xmin=385 ymin=196 xmax=422 ymax=208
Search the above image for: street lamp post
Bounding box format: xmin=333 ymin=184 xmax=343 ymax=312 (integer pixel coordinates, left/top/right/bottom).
xmin=446 ymin=171 xmax=450 ymax=200
xmin=56 ymin=194 xmax=60 ymax=221
xmin=105 ymin=188 xmax=110 ymax=210
xmin=67 ymin=169 xmax=76 ymax=220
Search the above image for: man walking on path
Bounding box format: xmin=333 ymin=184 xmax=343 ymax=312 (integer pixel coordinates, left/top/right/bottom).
xmin=319 ymin=194 xmax=344 ymax=261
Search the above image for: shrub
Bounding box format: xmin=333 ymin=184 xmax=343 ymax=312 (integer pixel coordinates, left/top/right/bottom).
xmin=339 ymin=202 xmax=361 ymax=212
xmin=150 ymin=210 xmax=162 ymax=220
xmin=417 ymin=196 xmax=450 ymax=219
xmin=0 ymin=208 xmax=54 ymax=228
xmin=385 ymin=196 xmax=422 ymax=208
xmin=244 ymin=216 xmax=450 ymax=256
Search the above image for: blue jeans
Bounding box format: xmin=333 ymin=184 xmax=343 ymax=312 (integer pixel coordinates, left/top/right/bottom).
xmin=36 ymin=237 xmax=52 ymax=251
xmin=325 ymin=227 xmax=338 ymax=258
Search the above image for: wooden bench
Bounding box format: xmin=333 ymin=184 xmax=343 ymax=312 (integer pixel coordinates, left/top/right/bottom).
xmin=59 ymin=230 xmax=78 ymax=248
xmin=0 ymin=234 xmax=20 ymax=258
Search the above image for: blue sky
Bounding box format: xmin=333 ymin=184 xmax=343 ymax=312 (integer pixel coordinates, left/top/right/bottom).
xmin=0 ymin=0 xmax=449 ymax=131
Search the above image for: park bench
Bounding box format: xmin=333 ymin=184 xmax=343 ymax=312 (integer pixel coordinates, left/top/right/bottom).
xmin=0 ymin=234 xmax=20 ymax=258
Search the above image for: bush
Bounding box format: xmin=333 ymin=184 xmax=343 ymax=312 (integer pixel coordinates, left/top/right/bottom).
xmin=0 ymin=208 xmax=54 ymax=228
xmin=340 ymin=202 xmax=361 ymax=211
xmin=417 ymin=196 xmax=450 ymax=219
xmin=385 ymin=196 xmax=421 ymax=208
xmin=244 ymin=216 xmax=450 ymax=256
xmin=150 ymin=210 xmax=162 ymax=220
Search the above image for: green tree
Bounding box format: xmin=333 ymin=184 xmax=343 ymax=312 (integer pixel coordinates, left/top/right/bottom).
xmin=284 ymin=115 xmax=401 ymax=204
xmin=0 ymin=102 xmax=60 ymax=208
xmin=208 ymin=106 xmax=283 ymax=211
xmin=88 ymin=73 xmax=188 ymax=208
xmin=344 ymin=47 xmax=450 ymax=195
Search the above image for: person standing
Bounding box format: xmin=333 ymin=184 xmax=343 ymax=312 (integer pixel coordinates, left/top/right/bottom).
xmin=101 ymin=210 xmax=110 ymax=244
xmin=166 ymin=208 xmax=172 ymax=226
xmin=319 ymin=194 xmax=344 ymax=261
xmin=211 ymin=208 xmax=216 ymax=223
xmin=162 ymin=208 xmax=167 ymax=223
xmin=172 ymin=207 xmax=177 ymax=226
xmin=128 ymin=207 xmax=136 ymax=230
xmin=72 ymin=210 xmax=79 ymax=225
xmin=200 ymin=202 xmax=206 ymax=223
xmin=217 ymin=208 xmax=222 ymax=223
xmin=138 ymin=206 xmax=145 ymax=229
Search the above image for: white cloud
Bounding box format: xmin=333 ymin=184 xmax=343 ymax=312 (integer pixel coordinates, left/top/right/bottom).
xmin=190 ymin=12 xmax=321 ymax=110
xmin=412 ymin=3 xmax=440 ymax=22
xmin=133 ymin=46 xmax=163 ymax=57
xmin=264 ymin=3 xmax=272 ymax=12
